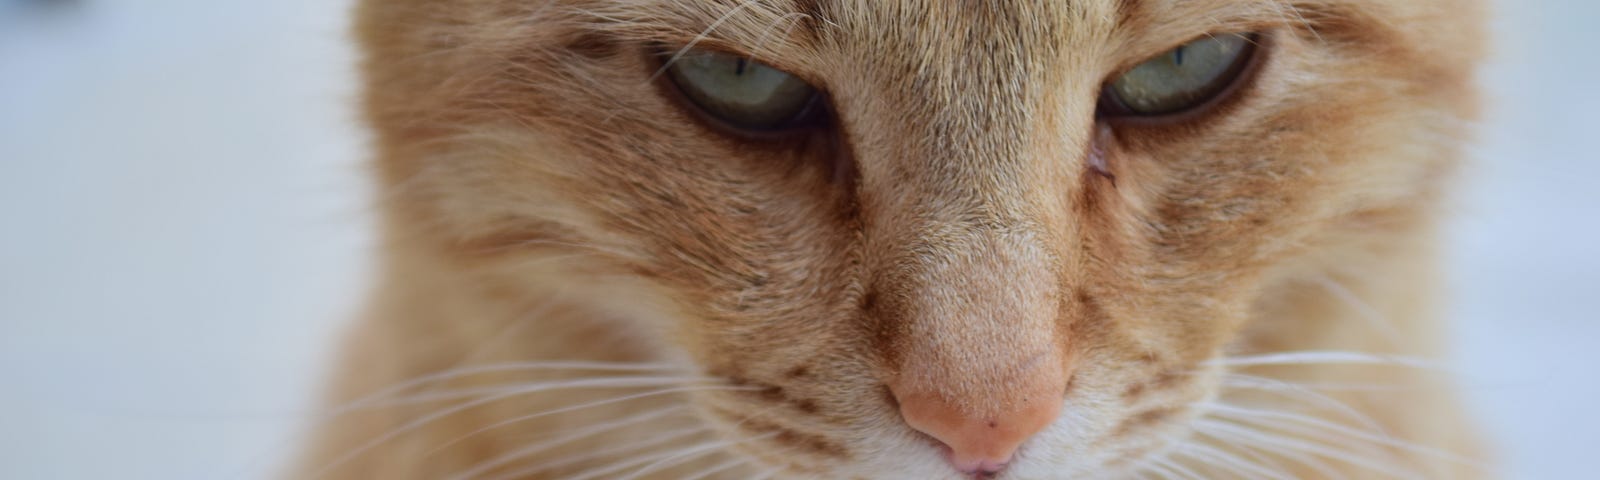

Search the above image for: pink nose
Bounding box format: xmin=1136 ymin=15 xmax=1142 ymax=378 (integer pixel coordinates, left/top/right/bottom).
xmin=890 ymin=367 xmax=1066 ymax=474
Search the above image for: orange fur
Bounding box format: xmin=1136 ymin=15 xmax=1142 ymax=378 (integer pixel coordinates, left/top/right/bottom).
xmin=294 ymin=0 xmax=1487 ymax=478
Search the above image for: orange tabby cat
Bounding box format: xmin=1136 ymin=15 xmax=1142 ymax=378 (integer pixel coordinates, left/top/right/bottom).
xmin=294 ymin=0 xmax=1487 ymax=478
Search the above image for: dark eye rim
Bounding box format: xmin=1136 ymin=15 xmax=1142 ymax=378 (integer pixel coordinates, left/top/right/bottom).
xmin=1096 ymin=32 xmax=1269 ymax=127
xmin=651 ymin=46 xmax=830 ymax=140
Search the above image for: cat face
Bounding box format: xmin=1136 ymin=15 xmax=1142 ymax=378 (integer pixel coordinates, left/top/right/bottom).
xmin=358 ymin=0 xmax=1479 ymax=477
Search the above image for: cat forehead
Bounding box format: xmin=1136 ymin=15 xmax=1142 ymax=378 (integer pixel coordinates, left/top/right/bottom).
xmin=621 ymin=0 xmax=1301 ymax=56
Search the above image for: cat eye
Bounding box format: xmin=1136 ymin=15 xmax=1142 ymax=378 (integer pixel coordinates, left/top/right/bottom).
xmin=1101 ymin=33 xmax=1259 ymax=118
xmin=664 ymin=49 xmax=820 ymax=132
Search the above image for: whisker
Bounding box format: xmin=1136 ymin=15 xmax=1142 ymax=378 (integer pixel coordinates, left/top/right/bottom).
xmin=454 ymin=385 xmax=766 ymax=475
xmin=324 ymin=362 xmax=686 ymax=414
xmin=649 ymin=0 xmax=772 ymax=82
xmin=339 ymin=375 xmax=710 ymax=410
xmin=440 ymin=404 xmax=688 ymax=479
xmin=748 ymin=465 xmax=787 ymax=480
xmin=613 ymin=432 xmax=775 ymax=480
xmin=1194 ymin=418 xmax=1425 ymax=480
xmin=305 ymin=376 xmax=726 ymax=479
xmin=565 ymin=432 xmax=778 ymax=480
xmin=1164 ymin=450 xmax=1232 ymax=479
xmin=453 ymin=299 xmax=569 ymax=365
xmin=1207 ymin=431 xmax=1307 ymax=480
xmin=480 ymin=425 xmax=714 ymax=480
xmin=1175 ymin=442 xmax=1293 ymax=480
xmin=1139 ymin=460 xmax=1182 ymax=480
xmin=1149 ymin=455 xmax=1205 ymax=480
xmin=1203 ymin=403 xmax=1484 ymax=470
xmin=679 ymin=457 xmax=750 ymax=480
xmin=610 ymin=397 xmax=802 ymax=480
xmin=1216 ymin=373 xmax=1386 ymax=430
xmin=459 ymin=383 xmax=757 ymax=447
xmin=1191 ymin=425 xmax=1346 ymax=480
xmin=1205 ymin=351 xmax=1450 ymax=372
xmin=1307 ymin=274 xmax=1403 ymax=347
xmin=1221 ymin=372 xmax=1444 ymax=392
xmin=747 ymin=11 xmax=809 ymax=59
xmin=1273 ymin=1 xmax=1327 ymax=45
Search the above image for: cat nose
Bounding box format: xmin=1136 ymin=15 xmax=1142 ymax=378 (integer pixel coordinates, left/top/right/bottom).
xmin=890 ymin=365 xmax=1066 ymax=475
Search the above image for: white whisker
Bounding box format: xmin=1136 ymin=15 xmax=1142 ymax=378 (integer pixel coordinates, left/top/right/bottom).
xmin=649 ymin=0 xmax=772 ymax=82
xmin=1207 ymin=430 xmax=1308 ymax=480
xmin=1192 ymin=425 xmax=1346 ymax=480
xmin=1222 ymin=372 xmax=1442 ymax=392
xmin=455 ymin=299 xmax=568 ymax=364
xmin=324 ymin=361 xmax=686 ymax=415
xmin=679 ymin=457 xmax=750 ymax=480
xmin=1150 ymin=455 xmax=1205 ymax=480
xmin=613 ymin=432 xmax=775 ymax=480
xmin=342 ymin=375 xmax=709 ymax=409
xmin=747 ymin=11 xmax=809 ymax=59
xmin=1204 ymin=403 xmax=1484 ymax=470
xmin=747 ymin=465 xmax=786 ymax=480
xmin=1139 ymin=460 xmax=1181 ymax=480
xmin=1308 ymin=274 xmax=1403 ymax=347
xmin=441 ymin=404 xmax=688 ymax=479
xmin=1216 ymin=373 xmax=1386 ymax=430
xmin=1176 ymin=442 xmax=1293 ymax=480
xmin=305 ymin=376 xmax=726 ymax=479
xmin=1194 ymin=418 xmax=1425 ymax=480
xmin=1206 ymin=351 xmax=1450 ymax=372
xmin=560 ymin=432 xmax=778 ymax=480
xmin=480 ymin=425 xmax=714 ymax=480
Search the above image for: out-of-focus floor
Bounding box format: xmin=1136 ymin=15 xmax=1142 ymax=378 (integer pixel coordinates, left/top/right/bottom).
xmin=0 ymin=1 xmax=1593 ymax=478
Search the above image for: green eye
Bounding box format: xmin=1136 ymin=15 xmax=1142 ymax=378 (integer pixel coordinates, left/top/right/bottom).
xmin=665 ymin=49 xmax=819 ymax=131
xmin=1104 ymin=33 xmax=1258 ymax=117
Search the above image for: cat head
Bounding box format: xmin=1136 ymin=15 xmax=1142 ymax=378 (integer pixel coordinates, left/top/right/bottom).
xmin=356 ymin=0 xmax=1480 ymax=477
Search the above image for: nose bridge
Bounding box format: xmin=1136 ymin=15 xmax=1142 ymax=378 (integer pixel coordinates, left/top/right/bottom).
xmin=865 ymin=88 xmax=1071 ymax=391
xmin=839 ymin=4 xmax=1101 ymax=473
xmin=861 ymin=83 xmax=1081 ymax=470
xmin=877 ymin=224 xmax=1071 ymax=474
xmin=863 ymin=66 xmax=1076 ymax=411
xmin=886 ymin=226 xmax=1065 ymax=408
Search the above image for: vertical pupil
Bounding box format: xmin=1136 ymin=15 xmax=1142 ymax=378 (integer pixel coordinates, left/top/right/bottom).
xmin=1173 ymin=45 xmax=1186 ymax=66
xmin=734 ymin=58 xmax=747 ymax=75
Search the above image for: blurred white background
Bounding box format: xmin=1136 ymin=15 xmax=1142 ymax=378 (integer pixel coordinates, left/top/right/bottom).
xmin=0 ymin=0 xmax=1594 ymax=478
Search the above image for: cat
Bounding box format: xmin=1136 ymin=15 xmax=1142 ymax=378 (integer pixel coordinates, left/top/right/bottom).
xmin=293 ymin=0 xmax=1488 ymax=478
